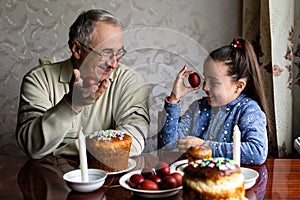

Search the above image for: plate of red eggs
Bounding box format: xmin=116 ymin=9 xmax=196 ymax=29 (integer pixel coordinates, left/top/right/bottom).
xmin=119 ymin=162 xmax=183 ymax=198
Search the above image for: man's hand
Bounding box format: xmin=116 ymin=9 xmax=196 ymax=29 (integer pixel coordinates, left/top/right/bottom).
xmin=65 ymin=69 xmax=110 ymax=112
xmin=176 ymin=136 xmax=205 ymax=153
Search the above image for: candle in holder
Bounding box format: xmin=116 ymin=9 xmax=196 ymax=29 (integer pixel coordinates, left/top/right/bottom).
xmin=233 ymin=125 xmax=241 ymax=166
xmin=78 ymin=127 xmax=89 ymax=182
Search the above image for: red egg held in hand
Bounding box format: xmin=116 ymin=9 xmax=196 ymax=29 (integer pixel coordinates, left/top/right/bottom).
xmin=188 ymin=72 xmax=201 ymax=88
xmin=83 ymin=76 xmax=98 ymax=87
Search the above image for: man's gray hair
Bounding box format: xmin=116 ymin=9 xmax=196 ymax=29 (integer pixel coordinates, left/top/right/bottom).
xmin=68 ymin=9 xmax=122 ymax=48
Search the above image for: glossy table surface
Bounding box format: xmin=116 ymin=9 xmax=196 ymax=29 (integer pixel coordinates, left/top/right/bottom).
xmin=1 ymin=153 xmax=300 ymax=200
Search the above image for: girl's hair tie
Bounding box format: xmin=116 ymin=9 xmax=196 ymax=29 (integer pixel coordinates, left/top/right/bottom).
xmin=230 ymin=38 xmax=243 ymax=49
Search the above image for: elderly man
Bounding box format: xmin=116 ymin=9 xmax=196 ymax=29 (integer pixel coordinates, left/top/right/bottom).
xmin=16 ymin=9 xmax=149 ymax=159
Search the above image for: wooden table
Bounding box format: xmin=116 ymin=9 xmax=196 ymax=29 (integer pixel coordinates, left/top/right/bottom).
xmin=0 ymin=154 xmax=300 ymax=200
xmin=244 ymin=158 xmax=300 ymax=200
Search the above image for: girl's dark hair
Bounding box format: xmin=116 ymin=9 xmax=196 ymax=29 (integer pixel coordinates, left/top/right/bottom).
xmin=68 ymin=9 xmax=122 ymax=48
xmin=204 ymin=38 xmax=271 ymax=135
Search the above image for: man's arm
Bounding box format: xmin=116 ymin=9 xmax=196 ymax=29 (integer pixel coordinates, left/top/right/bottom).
xmin=16 ymin=64 xmax=75 ymax=159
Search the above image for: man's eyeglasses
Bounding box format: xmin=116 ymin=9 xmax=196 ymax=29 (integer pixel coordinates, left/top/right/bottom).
xmin=77 ymin=40 xmax=127 ymax=61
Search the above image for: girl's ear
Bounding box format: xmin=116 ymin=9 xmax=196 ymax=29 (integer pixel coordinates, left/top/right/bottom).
xmin=71 ymin=41 xmax=82 ymax=60
xmin=235 ymin=78 xmax=247 ymax=93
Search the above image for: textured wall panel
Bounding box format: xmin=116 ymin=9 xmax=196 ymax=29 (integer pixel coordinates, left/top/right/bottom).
xmin=0 ymin=0 xmax=241 ymax=154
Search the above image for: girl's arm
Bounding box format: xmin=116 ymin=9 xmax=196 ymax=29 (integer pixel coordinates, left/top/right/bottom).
xmin=204 ymin=102 xmax=268 ymax=165
xmin=158 ymin=99 xmax=200 ymax=150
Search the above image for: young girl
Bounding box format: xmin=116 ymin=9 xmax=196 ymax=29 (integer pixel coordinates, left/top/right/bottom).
xmin=158 ymin=38 xmax=270 ymax=165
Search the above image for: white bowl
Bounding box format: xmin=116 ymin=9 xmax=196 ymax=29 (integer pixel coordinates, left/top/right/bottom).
xmin=241 ymin=167 xmax=259 ymax=189
xmin=63 ymin=169 xmax=107 ymax=193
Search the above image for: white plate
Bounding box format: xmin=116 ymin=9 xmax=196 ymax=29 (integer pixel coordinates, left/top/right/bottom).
xmin=119 ymin=170 xmax=182 ymax=198
xmin=241 ymin=167 xmax=259 ymax=190
xmin=170 ymin=159 xmax=188 ymax=174
xmin=107 ymin=158 xmax=136 ymax=175
xmin=171 ymin=160 xmax=259 ymax=190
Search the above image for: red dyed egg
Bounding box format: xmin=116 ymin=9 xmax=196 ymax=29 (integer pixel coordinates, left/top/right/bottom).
xmin=141 ymin=167 xmax=155 ymax=179
xmin=128 ymin=174 xmax=144 ymax=189
xmin=83 ymin=76 xmax=98 ymax=87
xmin=170 ymin=172 xmax=183 ymax=187
xmin=155 ymin=162 xmax=170 ymax=178
xmin=160 ymin=175 xmax=177 ymax=189
xmin=188 ymin=72 xmax=201 ymax=88
xmin=138 ymin=180 xmax=159 ymax=190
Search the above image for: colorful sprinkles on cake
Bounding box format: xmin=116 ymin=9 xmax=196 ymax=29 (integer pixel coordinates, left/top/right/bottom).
xmin=91 ymin=130 xmax=126 ymax=141
xmin=192 ymin=157 xmax=236 ymax=170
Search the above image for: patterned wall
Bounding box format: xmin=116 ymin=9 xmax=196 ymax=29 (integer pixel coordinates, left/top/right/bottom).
xmin=0 ymin=0 xmax=242 ymax=155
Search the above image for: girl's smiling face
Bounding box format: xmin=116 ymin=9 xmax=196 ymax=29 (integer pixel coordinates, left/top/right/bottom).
xmin=202 ymin=61 xmax=241 ymax=107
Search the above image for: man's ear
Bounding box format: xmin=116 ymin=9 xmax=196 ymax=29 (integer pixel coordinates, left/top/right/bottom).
xmin=71 ymin=41 xmax=82 ymax=60
xmin=236 ymin=78 xmax=247 ymax=93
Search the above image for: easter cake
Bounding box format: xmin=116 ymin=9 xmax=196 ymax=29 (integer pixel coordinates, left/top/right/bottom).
xmin=86 ymin=130 xmax=132 ymax=172
xmin=186 ymin=145 xmax=212 ymax=163
xmin=182 ymin=157 xmax=245 ymax=200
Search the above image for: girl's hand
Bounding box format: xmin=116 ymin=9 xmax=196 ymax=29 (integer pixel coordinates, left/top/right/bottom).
xmin=169 ymin=64 xmax=199 ymax=103
xmin=176 ymin=136 xmax=205 ymax=153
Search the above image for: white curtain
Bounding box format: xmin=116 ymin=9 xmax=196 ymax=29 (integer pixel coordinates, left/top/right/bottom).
xmin=243 ymin=0 xmax=300 ymax=157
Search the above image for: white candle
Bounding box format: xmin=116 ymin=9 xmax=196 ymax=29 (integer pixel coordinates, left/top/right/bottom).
xmin=78 ymin=127 xmax=89 ymax=182
xmin=233 ymin=125 xmax=241 ymax=166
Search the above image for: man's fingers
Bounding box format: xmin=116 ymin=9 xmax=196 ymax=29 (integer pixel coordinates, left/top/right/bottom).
xmin=99 ymin=79 xmax=110 ymax=92
xmin=73 ymin=69 xmax=81 ymax=82
xmin=95 ymin=79 xmax=110 ymax=99
xmin=80 ymin=85 xmax=97 ymax=97
xmin=71 ymin=76 xmax=110 ymax=106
